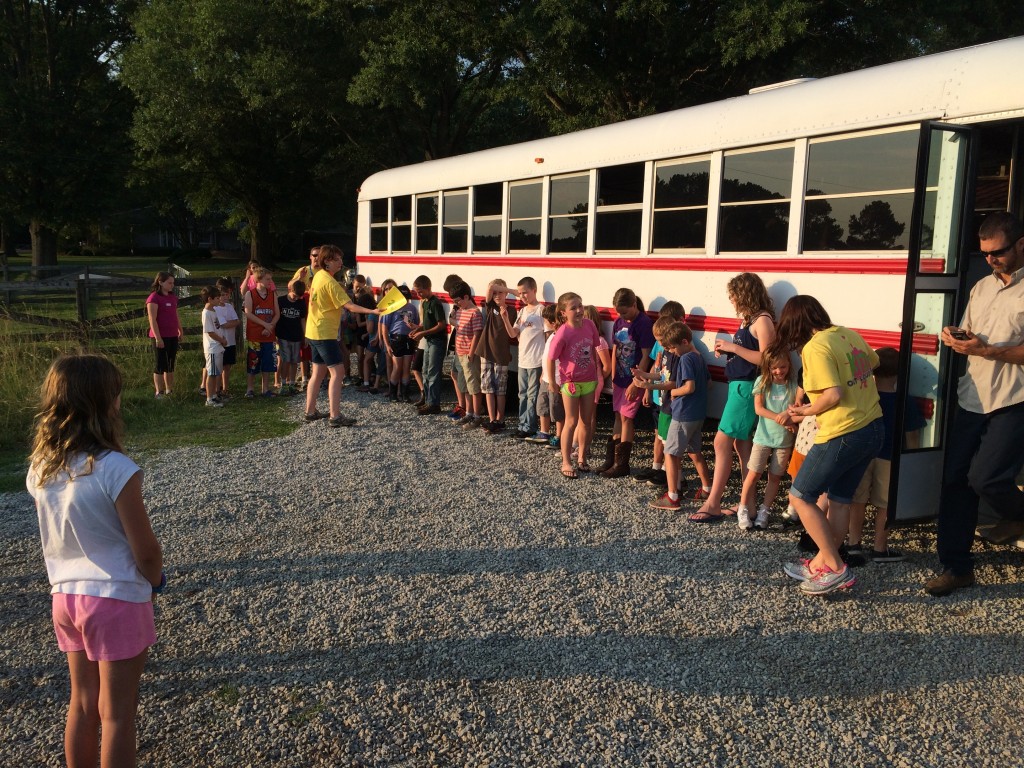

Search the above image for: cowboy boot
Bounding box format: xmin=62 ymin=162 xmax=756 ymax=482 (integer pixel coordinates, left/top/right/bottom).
xmin=596 ymin=437 xmax=619 ymax=474
xmin=601 ymin=441 xmax=633 ymax=478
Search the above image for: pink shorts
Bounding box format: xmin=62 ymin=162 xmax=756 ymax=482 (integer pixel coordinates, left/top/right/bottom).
xmin=612 ymin=384 xmax=642 ymax=419
xmin=52 ymin=593 xmax=156 ymax=661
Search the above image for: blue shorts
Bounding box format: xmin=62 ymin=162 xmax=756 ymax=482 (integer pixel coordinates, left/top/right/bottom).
xmin=790 ymin=419 xmax=884 ymax=505
xmin=246 ymin=342 xmax=277 ymax=374
xmin=718 ymin=380 xmax=757 ymax=439
xmin=308 ymin=337 xmax=344 ymax=367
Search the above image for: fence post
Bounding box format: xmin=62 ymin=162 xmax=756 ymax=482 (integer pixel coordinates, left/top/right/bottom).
xmin=75 ymin=277 xmax=88 ymax=324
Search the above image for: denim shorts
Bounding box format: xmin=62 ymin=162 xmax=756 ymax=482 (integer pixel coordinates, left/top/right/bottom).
xmin=308 ymin=337 xmax=343 ymax=367
xmin=791 ymin=419 xmax=884 ymax=505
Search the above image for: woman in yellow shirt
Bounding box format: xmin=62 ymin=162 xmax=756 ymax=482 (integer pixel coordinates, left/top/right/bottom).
xmin=769 ymin=295 xmax=882 ymax=595
xmin=304 ymin=245 xmax=379 ymax=427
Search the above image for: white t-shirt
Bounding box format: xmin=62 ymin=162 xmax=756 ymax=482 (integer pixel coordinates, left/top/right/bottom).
xmin=202 ymin=306 xmax=225 ymax=355
xmin=515 ymin=304 xmax=546 ymax=369
xmin=540 ymin=333 xmax=562 ymax=386
xmin=215 ymin=302 xmax=239 ymax=347
xmin=28 ymin=451 xmax=152 ymax=603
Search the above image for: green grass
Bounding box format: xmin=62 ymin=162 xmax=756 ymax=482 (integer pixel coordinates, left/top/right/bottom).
xmin=0 ymin=254 xmax=304 ymax=493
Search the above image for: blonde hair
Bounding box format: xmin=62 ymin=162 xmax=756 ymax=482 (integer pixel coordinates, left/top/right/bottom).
xmin=582 ymin=305 xmax=602 ymax=328
xmin=29 ymin=354 xmax=125 ymax=486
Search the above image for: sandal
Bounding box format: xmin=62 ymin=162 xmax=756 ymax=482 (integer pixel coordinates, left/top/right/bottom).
xmin=577 ymin=463 xmax=593 ymax=473
xmin=688 ymin=510 xmax=725 ymax=524
xmin=561 ymin=467 xmax=578 ymax=479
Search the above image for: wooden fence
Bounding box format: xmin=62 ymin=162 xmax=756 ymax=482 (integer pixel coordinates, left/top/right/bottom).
xmin=0 ymin=265 xmax=223 ymax=343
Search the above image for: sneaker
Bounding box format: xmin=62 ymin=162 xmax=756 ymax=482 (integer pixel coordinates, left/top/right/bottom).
xmin=328 ymin=415 xmax=357 ymax=428
xmin=457 ymin=414 xmax=475 ymax=426
xmin=411 ymin=398 xmax=426 ymax=408
xmin=525 ymin=432 xmax=550 ymax=444
xmin=487 ymin=421 xmax=505 ymax=434
xmin=633 ymin=467 xmax=657 ymax=483
xmin=645 ymin=469 xmax=668 ymax=488
xmin=800 ymin=564 xmax=856 ymax=595
xmin=198 ymin=386 xmax=206 ymax=395
xmin=737 ymin=505 xmax=753 ymax=530
xmin=783 ymin=558 xmax=816 ymax=582
xmin=871 ymin=548 xmax=905 ymax=563
xmin=244 ymin=390 xmax=255 ymax=398
xmin=508 ymin=430 xmax=534 ymax=440
xmin=925 ymin=569 xmax=975 ymax=596
xmin=753 ymin=505 xmax=770 ymax=530
xmin=357 ymin=384 xmax=371 ymax=393
xmin=304 ymin=410 xmax=326 ymax=422
xmin=845 ymin=542 xmax=865 ymax=557
xmin=205 ymin=398 xmax=224 ymax=408
xmin=463 ymin=416 xmax=488 ymax=430
xmin=781 ymin=505 xmax=801 ymax=526
xmin=839 ymin=545 xmax=866 ymax=568
xmin=447 ymin=407 xmax=465 ymax=420
xmin=262 ymin=390 xmax=278 ymax=398
xmin=546 ymin=436 xmax=560 ymax=450
xmin=649 ymin=492 xmax=682 ymax=511
xmin=154 ymin=392 xmax=164 ymax=399
xmin=690 ymin=487 xmax=710 ymax=502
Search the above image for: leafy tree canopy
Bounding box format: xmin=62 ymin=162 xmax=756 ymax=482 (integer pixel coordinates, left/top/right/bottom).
xmin=122 ymin=0 xmax=364 ymax=261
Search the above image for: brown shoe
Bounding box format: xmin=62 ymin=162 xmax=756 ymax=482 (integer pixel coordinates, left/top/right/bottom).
xmin=925 ymin=570 xmax=976 ymax=597
xmin=417 ymin=404 xmax=442 ymax=415
xmin=979 ymin=520 xmax=1024 ymax=545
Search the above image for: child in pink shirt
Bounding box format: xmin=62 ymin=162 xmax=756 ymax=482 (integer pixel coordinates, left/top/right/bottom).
xmin=547 ymin=291 xmax=601 ymax=478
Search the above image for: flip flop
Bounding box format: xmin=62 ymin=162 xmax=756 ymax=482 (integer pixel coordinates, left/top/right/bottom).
xmin=577 ymin=463 xmax=593 ymax=473
xmin=688 ymin=510 xmax=725 ymax=524
xmin=721 ymin=507 xmax=738 ymax=516
xmin=561 ymin=467 xmax=578 ymax=479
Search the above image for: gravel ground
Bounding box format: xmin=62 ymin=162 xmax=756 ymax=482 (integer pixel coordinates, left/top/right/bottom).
xmin=3 ymin=385 xmax=1024 ymax=767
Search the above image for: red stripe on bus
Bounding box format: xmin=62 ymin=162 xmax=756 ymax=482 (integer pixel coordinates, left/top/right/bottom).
xmin=422 ymin=295 xmax=939 ymax=357
xmin=358 ymin=254 xmax=946 ymax=275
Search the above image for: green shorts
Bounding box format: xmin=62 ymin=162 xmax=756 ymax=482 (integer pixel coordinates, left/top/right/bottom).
xmin=719 ymin=380 xmax=757 ymax=440
xmin=561 ymin=380 xmax=597 ymax=398
xmin=658 ymin=411 xmax=671 ymax=441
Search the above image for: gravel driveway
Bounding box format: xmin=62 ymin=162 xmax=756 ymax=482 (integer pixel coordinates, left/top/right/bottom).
xmin=3 ymin=388 xmax=1024 ymax=766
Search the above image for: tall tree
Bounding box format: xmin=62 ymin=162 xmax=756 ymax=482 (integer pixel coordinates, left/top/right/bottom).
xmin=123 ymin=0 xmax=363 ymax=263
xmin=0 ymin=0 xmax=134 ymax=271
xmin=347 ymin=0 xmax=545 ymax=163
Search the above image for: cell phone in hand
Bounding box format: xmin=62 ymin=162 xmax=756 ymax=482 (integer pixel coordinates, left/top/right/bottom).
xmin=949 ymin=328 xmax=968 ymax=340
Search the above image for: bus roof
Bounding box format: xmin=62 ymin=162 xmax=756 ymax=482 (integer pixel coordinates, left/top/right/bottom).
xmin=359 ymin=36 xmax=1024 ymax=201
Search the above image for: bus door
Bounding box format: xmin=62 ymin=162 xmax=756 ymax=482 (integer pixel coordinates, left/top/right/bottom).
xmin=891 ymin=124 xmax=973 ymax=521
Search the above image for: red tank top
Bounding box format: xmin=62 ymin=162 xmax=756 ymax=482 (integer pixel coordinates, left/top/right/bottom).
xmin=246 ymin=288 xmax=277 ymax=342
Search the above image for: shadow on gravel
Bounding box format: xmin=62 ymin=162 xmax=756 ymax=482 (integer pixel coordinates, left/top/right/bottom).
xmin=177 ymin=538 xmax=779 ymax=584
xmin=140 ymin=628 xmax=1024 ymax=700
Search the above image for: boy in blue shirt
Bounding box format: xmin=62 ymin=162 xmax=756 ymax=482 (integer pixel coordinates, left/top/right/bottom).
xmin=634 ymin=322 xmax=711 ymax=511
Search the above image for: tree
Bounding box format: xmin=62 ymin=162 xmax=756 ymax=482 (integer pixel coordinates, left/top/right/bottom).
xmin=0 ymin=0 xmax=134 ymax=271
xmin=347 ymin=0 xmax=545 ymax=163
xmin=123 ymin=0 xmax=363 ymax=263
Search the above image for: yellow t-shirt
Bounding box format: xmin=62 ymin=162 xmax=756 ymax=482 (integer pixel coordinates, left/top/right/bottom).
xmin=801 ymin=326 xmax=881 ymax=443
xmin=306 ymin=270 xmax=350 ymax=341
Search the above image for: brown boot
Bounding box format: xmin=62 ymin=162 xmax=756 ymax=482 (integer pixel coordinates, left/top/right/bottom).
xmin=596 ymin=437 xmax=619 ymax=473
xmin=601 ymin=440 xmax=633 ymax=478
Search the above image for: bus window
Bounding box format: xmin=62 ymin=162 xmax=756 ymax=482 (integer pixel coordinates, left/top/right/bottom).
xmin=370 ymin=199 xmax=388 ymax=252
xmin=719 ymin=146 xmax=793 ymax=252
xmin=443 ymin=190 xmax=468 ymax=253
xmin=416 ymin=194 xmax=438 ymax=252
xmin=803 ymin=129 xmax=918 ymax=251
xmin=391 ymin=195 xmax=412 ymax=252
xmin=550 ymin=174 xmax=589 ymax=253
xmin=652 ymin=158 xmax=710 ymax=250
xmin=509 ymin=180 xmax=542 ymax=252
xmin=473 ymin=182 xmax=503 ymax=252
xmin=595 ymin=163 xmax=644 ymax=252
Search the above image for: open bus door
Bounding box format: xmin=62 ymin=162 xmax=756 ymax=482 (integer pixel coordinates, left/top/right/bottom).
xmin=890 ymin=124 xmax=973 ymax=521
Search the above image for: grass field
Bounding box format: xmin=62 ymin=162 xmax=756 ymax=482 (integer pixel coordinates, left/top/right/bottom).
xmin=0 ymin=252 xmax=306 ymax=493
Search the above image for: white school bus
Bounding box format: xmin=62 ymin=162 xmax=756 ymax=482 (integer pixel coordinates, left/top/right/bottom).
xmin=356 ymin=36 xmax=1024 ymax=520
